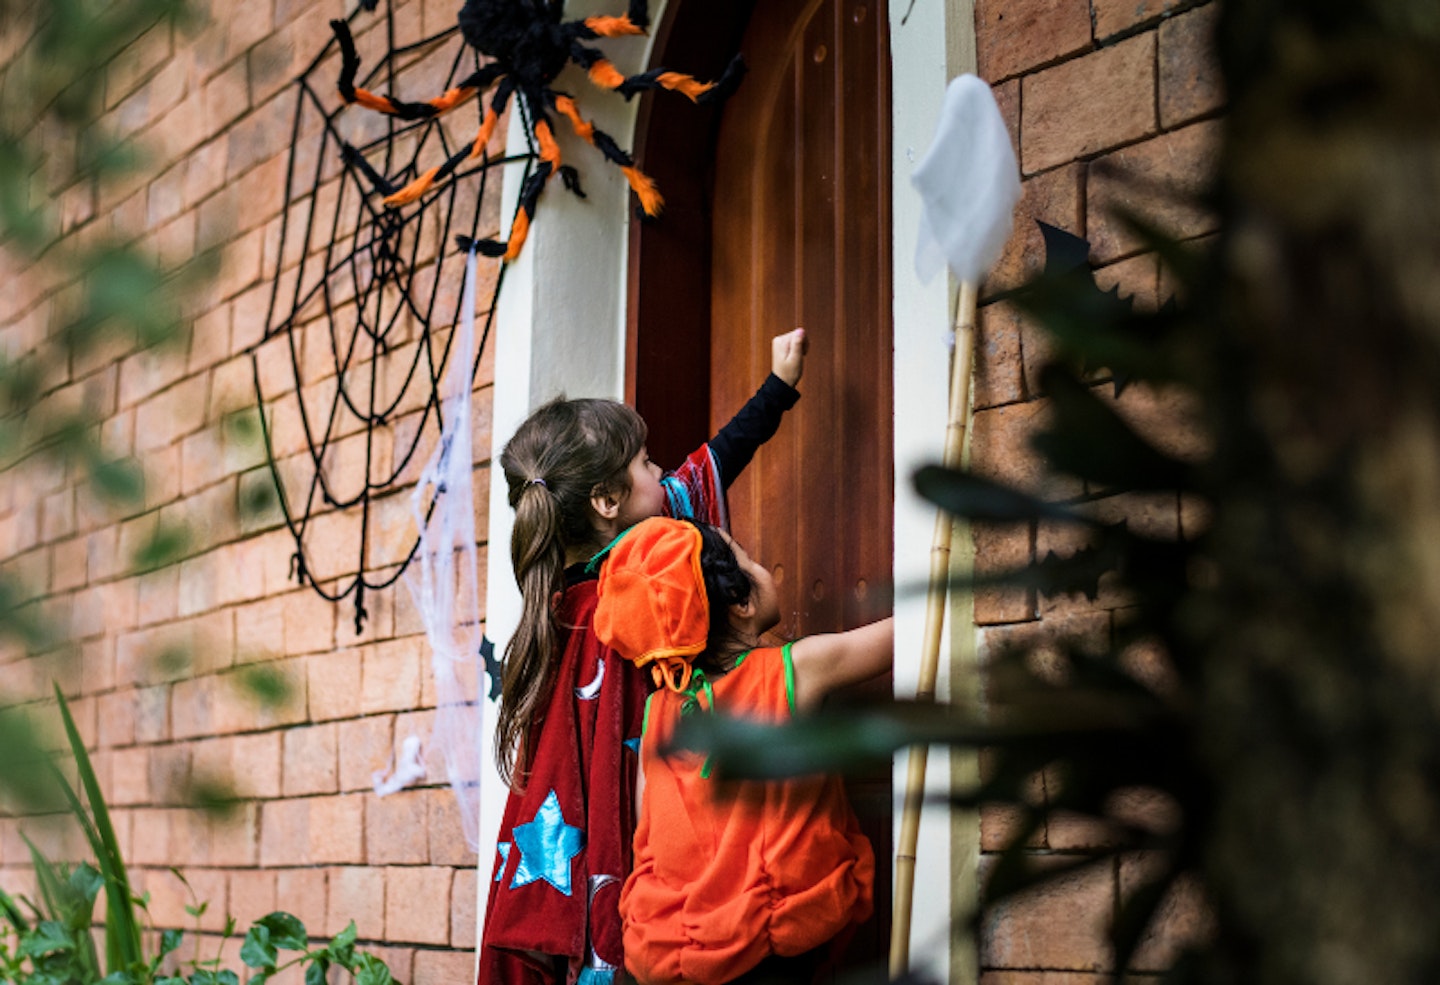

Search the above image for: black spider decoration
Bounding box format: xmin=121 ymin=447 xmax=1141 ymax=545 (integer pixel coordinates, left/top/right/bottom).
xmin=331 ymin=0 xmax=744 ymax=260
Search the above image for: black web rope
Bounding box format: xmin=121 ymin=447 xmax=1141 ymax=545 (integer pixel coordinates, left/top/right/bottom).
xmin=249 ymin=2 xmax=536 ymax=634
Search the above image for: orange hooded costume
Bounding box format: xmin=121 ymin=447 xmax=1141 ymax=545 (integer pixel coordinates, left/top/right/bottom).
xmin=594 ymin=519 xmax=874 ymax=985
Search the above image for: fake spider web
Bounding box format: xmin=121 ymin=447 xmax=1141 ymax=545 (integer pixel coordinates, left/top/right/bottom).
xmin=248 ymin=3 xmax=530 ymax=849
xmin=250 ymin=4 xmax=532 ymax=635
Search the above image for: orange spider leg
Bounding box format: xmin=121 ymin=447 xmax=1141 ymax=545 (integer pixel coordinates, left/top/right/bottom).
xmin=469 ymin=106 xmax=500 ymax=158
xmin=583 ymin=14 xmax=646 ymax=36
xmin=653 ymin=72 xmax=715 ymax=102
xmin=384 ymin=167 xmax=441 ymax=207
xmin=587 ymin=58 xmax=627 ymax=91
xmin=552 ymin=95 xmax=663 ymax=216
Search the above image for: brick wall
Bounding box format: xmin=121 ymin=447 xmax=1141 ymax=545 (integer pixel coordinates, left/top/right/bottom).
xmin=967 ymin=1 xmax=1223 ymax=981
xmin=0 ymin=2 xmax=491 ymax=982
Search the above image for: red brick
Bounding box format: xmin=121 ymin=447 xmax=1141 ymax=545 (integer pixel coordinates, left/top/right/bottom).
xmin=111 ymin=745 xmax=151 ymax=805
xmin=980 ymin=855 xmax=1115 ymax=970
xmin=1093 ymin=0 xmax=1186 ymax=39
xmin=429 ymin=788 xmax=478 ymax=867
xmin=327 ymin=866 xmax=386 ymax=938
xmin=209 ymin=802 xmax=261 ymax=867
xmin=1119 ymin=855 xmax=1214 ymax=971
xmin=988 ymin=166 xmax=1085 ymax=297
xmin=52 ymin=536 xmax=88 ymax=591
xmin=231 ymin=731 xmax=284 ymax=799
xmin=201 ymin=59 xmax=250 ymax=134
xmin=1087 ymin=121 xmax=1222 ymax=262
xmin=276 ymin=867 xmax=328 ymax=935
xmin=365 ymin=788 xmax=429 ymax=865
xmin=236 ymin=596 xmax=287 ymax=663
xmin=131 ymin=684 xmax=171 ymax=744
xmin=364 ymin=946 xmax=415 ymax=983
xmin=450 ymin=867 xmax=478 ymax=948
xmin=1109 ymin=382 xmax=1209 ymax=465
xmin=362 ymin=637 xmax=423 ymax=713
xmin=180 ymin=428 xmax=227 ymax=497
xmin=1159 ymin=4 xmax=1224 ymax=127
xmin=97 ymin=689 xmax=138 ymax=748
xmin=228 ymin=869 xmax=277 ymax=927
xmin=260 ymin=797 xmax=310 ymax=868
xmin=212 ymin=659 xmax=308 ymax=733
xmin=283 ymin=722 xmax=339 ymax=796
xmin=130 ymin=808 xmax=173 ymax=866
xmin=384 ymin=866 xmax=450 ymax=945
xmin=338 ymin=714 xmax=394 ymax=791
xmin=149 ymin=742 xmax=193 ymax=804
xmin=413 ymin=949 xmax=474 ymax=985
xmin=309 ymin=794 xmax=365 ymax=864
xmin=976 ymin=0 xmax=1090 ymax=81
xmin=135 ymin=374 xmax=210 ymax=452
xmin=171 ymin=673 xmax=216 ymax=740
xmin=974 ymin=521 xmax=1035 ymax=625
xmin=185 ymin=138 xmax=230 ymax=209
xmin=283 ymin=589 xmax=337 ymax=656
xmin=310 ymin=649 xmax=366 ymax=722
xmin=1021 ymin=35 xmax=1156 ymax=174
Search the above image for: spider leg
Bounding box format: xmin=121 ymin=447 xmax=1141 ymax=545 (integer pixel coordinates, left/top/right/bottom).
xmin=332 ymin=19 xmax=500 ymax=119
xmin=498 ymin=106 xmax=565 ymax=260
xmin=570 ymin=42 xmax=745 ymax=105
xmin=383 ymin=81 xmax=515 ymax=208
xmin=551 ymin=94 xmax=662 ymax=216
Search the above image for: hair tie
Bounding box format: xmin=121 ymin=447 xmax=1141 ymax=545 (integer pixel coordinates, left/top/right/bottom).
xmin=528 ymin=477 xmax=547 ymax=489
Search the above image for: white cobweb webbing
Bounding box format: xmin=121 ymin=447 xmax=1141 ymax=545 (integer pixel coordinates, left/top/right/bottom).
xmin=399 ymin=246 xmax=484 ymax=851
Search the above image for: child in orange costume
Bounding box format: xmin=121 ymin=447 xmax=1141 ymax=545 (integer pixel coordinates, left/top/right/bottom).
xmin=480 ymin=332 xmax=808 ymax=985
xmin=594 ymin=517 xmax=893 ymax=985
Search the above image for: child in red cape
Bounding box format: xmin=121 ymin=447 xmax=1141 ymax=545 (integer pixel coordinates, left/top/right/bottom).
xmin=594 ymin=517 xmax=893 ymax=985
xmin=478 ymin=331 xmax=807 ymax=985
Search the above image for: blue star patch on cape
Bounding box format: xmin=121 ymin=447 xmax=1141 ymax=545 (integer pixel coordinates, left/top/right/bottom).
xmin=510 ymin=789 xmax=584 ymax=895
xmin=494 ymin=841 xmax=511 ymax=882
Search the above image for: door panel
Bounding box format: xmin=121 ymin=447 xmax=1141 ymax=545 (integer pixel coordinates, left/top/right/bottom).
xmin=711 ymin=0 xmax=893 ymax=641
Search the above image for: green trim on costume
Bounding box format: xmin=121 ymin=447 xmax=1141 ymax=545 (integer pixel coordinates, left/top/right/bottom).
xmin=584 ymin=525 xmax=639 ymax=574
xmin=641 ymin=691 xmax=655 ymax=739
xmin=782 ymin=640 xmax=797 ymax=716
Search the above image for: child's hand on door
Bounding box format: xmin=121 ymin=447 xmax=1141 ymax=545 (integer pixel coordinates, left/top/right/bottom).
xmin=772 ymin=328 xmax=807 ymax=388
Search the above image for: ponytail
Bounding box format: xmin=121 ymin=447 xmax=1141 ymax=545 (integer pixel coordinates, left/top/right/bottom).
xmin=496 ymin=398 xmax=647 ymax=786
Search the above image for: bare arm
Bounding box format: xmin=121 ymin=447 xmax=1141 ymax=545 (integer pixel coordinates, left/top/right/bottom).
xmin=789 ymin=616 xmax=894 ymax=713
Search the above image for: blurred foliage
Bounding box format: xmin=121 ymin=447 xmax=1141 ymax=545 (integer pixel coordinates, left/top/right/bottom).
xmin=681 ymin=1 xmax=1440 ymax=983
xmin=0 ymin=692 xmax=394 ymax=985
xmin=0 ymin=0 xmax=208 ymax=811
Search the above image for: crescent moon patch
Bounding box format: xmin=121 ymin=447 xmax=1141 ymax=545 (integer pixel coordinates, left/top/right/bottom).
xmin=575 ymin=657 xmax=605 ymax=700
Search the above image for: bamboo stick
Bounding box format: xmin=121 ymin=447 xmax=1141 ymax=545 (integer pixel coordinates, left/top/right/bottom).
xmin=890 ymin=280 xmax=979 ymax=978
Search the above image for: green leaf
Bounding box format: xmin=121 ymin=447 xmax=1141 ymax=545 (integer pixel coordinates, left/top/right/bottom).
xmin=21 ymin=921 xmax=74 ymax=956
xmin=216 ymin=970 xmax=240 ymax=985
xmin=913 ymin=465 xmax=1087 ymax=524
xmin=354 ymin=953 xmax=394 ymax=985
xmin=305 ymin=956 xmax=330 ymax=985
xmin=328 ymin=920 xmax=357 ymax=969
xmin=68 ymin=863 xmax=105 ymax=905
xmin=239 ymin=924 xmax=276 ymax=970
xmin=185 ymin=900 xmax=209 ymax=918
xmin=160 ymin=928 xmax=184 ymax=959
xmin=257 ymin=912 xmax=306 ymax=951
xmin=99 ymin=971 xmax=138 ymax=985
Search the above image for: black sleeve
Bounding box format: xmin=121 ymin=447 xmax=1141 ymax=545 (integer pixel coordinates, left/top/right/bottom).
xmin=709 ymin=374 xmax=801 ymax=489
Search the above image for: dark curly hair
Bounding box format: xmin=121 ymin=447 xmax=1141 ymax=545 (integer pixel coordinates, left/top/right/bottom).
xmin=688 ymin=520 xmax=755 ymax=673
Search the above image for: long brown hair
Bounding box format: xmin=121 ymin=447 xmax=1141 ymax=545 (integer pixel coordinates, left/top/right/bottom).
xmin=496 ymin=397 xmax=646 ymax=786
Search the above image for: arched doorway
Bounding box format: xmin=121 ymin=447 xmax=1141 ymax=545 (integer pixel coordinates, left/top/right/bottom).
xmin=629 ymin=0 xmax=894 ymax=967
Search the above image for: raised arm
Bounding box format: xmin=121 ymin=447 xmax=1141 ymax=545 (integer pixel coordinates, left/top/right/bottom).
xmin=789 ymin=616 xmax=894 ymax=713
xmin=708 ymin=328 xmax=807 ymax=488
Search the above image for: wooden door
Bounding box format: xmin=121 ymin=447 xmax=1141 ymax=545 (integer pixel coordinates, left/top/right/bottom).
xmin=710 ymin=0 xmax=894 ymax=969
